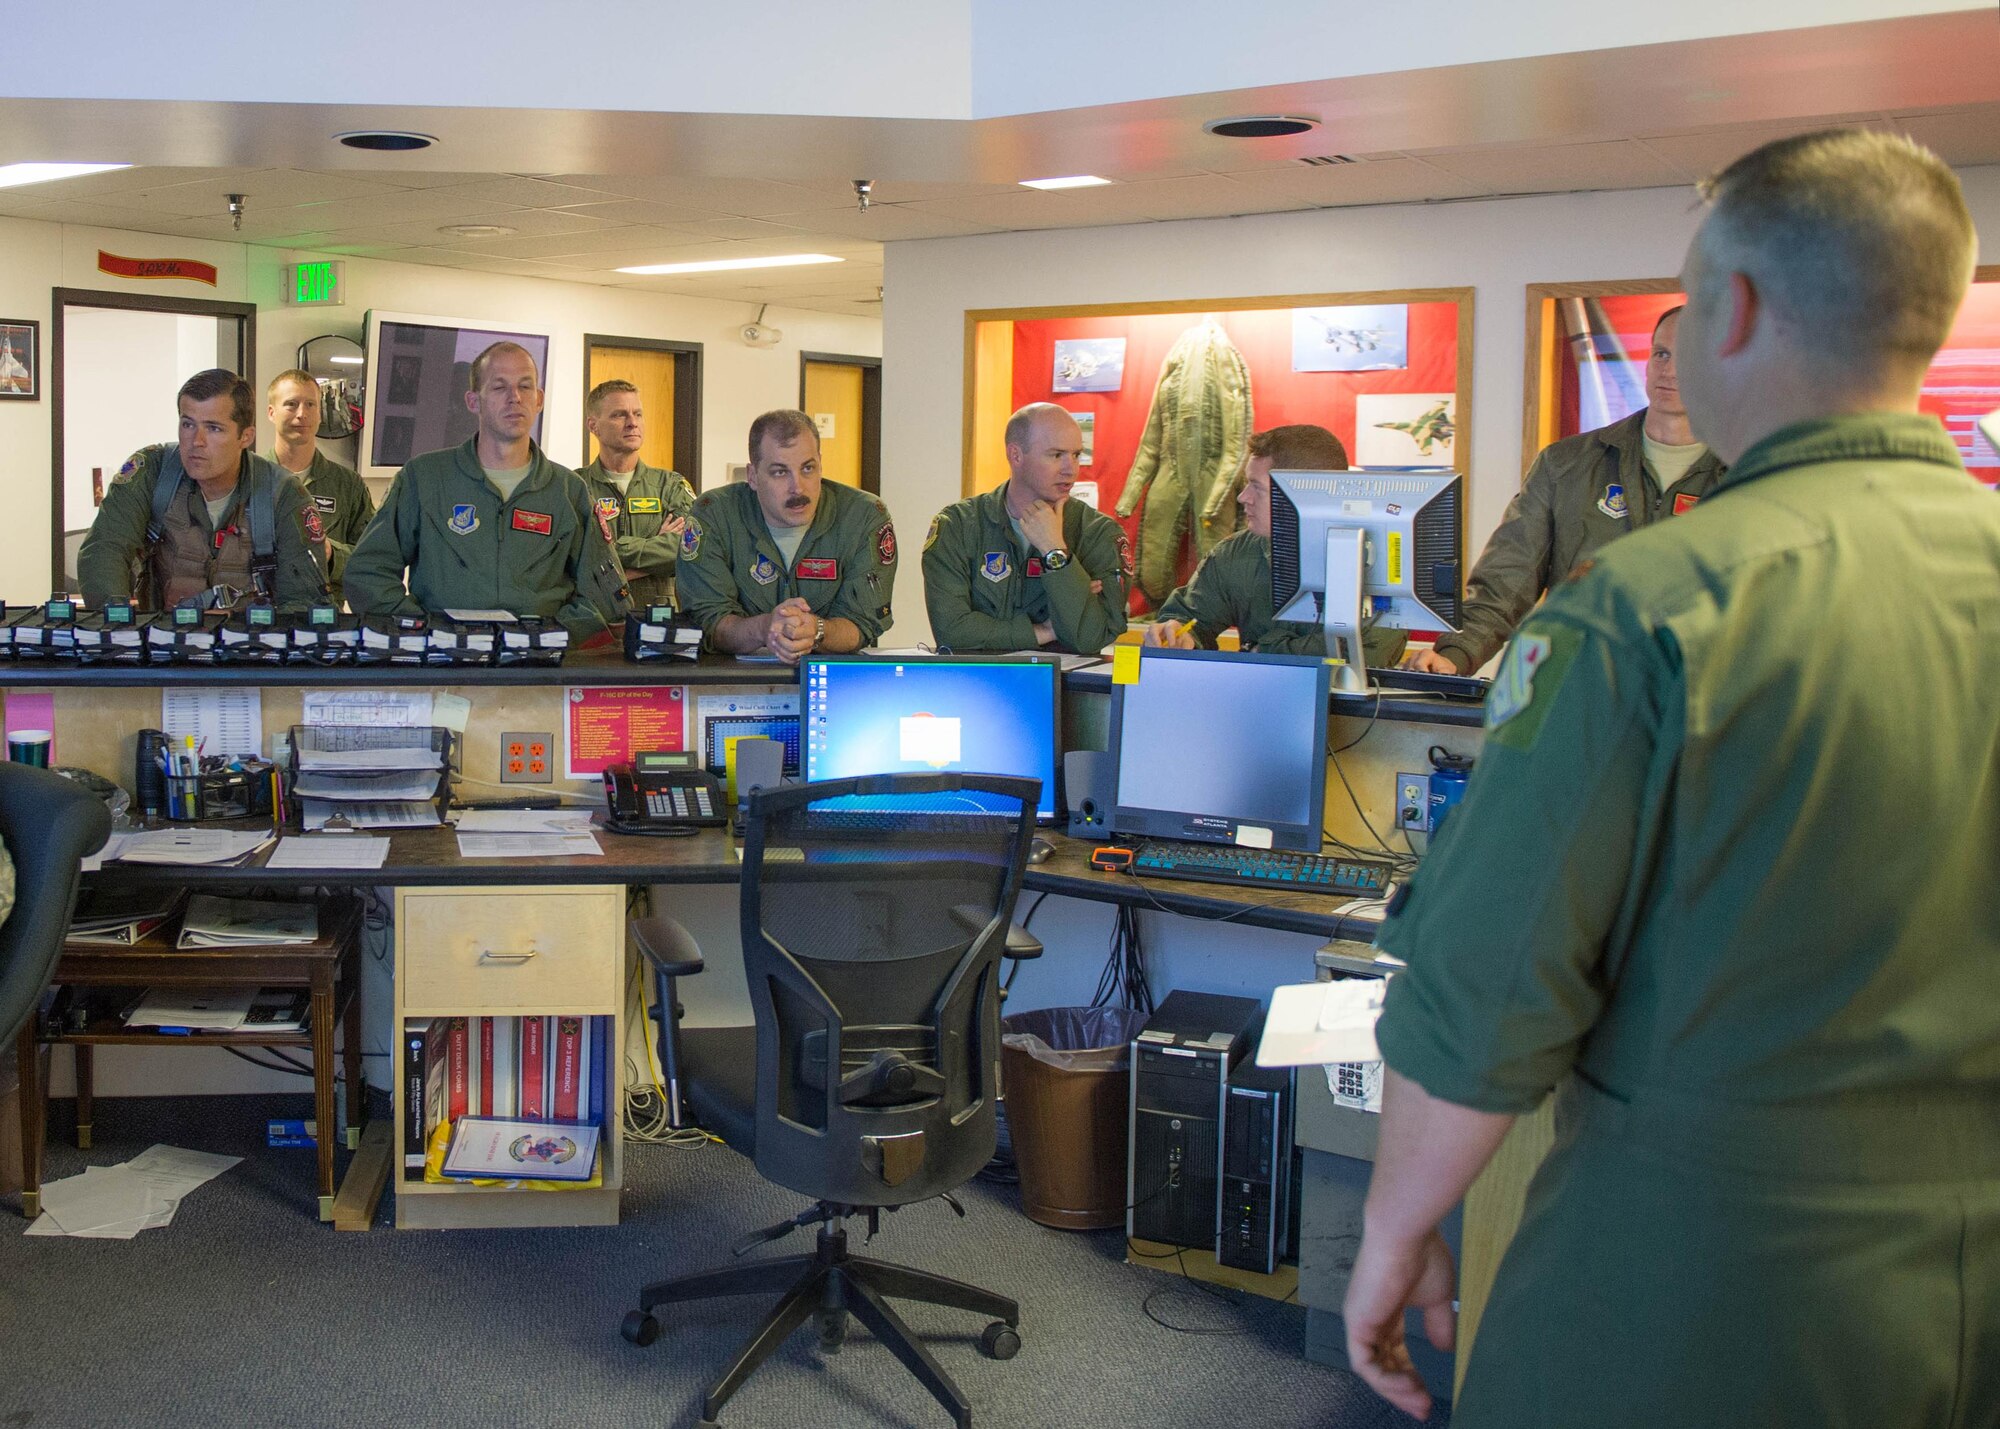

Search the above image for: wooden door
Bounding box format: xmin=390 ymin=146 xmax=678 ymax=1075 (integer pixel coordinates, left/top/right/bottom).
xmin=801 ymin=359 xmax=866 ymax=487
xmin=585 ymin=345 xmax=677 ymax=470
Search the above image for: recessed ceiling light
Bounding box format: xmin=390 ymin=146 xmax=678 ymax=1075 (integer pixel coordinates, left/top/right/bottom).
xmin=615 ymin=253 xmax=843 ymax=276
xmin=0 ymin=162 xmax=130 ymax=190
xmin=328 ymin=355 xmax=365 ymax=365
xmin=1020 ymin=175 xmax=1113 ymax=191
xmin=1203 ymin=115 xmax=1321 ymax=140
xmin=335 ymin=130 xmax=437 ymax=152
xmin=438 ymin=223 xmax=517 ymax=239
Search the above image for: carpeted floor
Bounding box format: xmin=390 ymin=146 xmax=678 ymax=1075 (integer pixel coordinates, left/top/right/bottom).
xmin=0 ymin=1093 xmax=1444 ymax=1429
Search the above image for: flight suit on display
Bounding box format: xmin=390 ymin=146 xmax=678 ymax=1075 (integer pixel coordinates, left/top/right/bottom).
xmin=576 ymin=458 xmax=698 ymax=610
xmin=1433 ymin=409 xmax=1725 ymax=674
xmin=1374 ymin=413 xmax=2000 ymax=1428
xmin=77 ymin=444 xmax=328 ymax=612
xmin=921 ymin=483 xmax=1129 ymax=653
xmin=1152 ymin=528 xmax=1408 ymax=666
xmin=675 ymin=480 xmax=898 ymax=647
xmin=343 ymin=438 xmax=629 ymax=638
xmin=271 ymin=447 xmax=375 ymax=605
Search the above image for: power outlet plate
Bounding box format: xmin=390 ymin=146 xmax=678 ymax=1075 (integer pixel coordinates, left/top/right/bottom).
xmin=1394 ymin=772 xmax=1431 ymax=833
xmin=501 ymin=730 xmax=554 ymax=784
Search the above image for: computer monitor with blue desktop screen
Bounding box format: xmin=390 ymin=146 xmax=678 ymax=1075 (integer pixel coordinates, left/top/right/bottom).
xmin=1269 ymin=468 xmax=1465 ymax=695
xmin=801 ymin=656 xmax=1062 ymax=822
xmin=1108 ymin=649 xmax=1330 ymax=853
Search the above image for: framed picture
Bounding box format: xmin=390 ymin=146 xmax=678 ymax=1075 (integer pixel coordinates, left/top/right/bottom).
xmin=0 ymin=320 xmax=39 ymax=400
xmin=1356 ymin=393 xmax=1457 ymax=466
xmin=1052 ymin=337 xmax=1125 ymax=393
xmin=1291 ymin=304 xmax=1408 ymax=372
xmin=1066 ymin=409 xmax=1096 ymax=465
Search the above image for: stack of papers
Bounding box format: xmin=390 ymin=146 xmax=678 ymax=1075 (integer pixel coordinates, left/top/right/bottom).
xmin=177 ymin=894 xmax=318 ymax=948
xmin=264 ymin=835 xmax=391 ymax=870
xmin=293 ymin=728 xmax=445 ymax=833
xmin=88 ymin=829 xmax=276 ymax=869
xmin=454 ymin=807 xmax=604 ymax=858
xmin=301 ymin=799 xmax=440 ymax=832
xmin=69 ymin=889 xmax=184 ymax=945
xmin=25 ymin=1144 xmax=240 ymax=1239
xmin=125 ymin=986 xmax=257 ymax=1029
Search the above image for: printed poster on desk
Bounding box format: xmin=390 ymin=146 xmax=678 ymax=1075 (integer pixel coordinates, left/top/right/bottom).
xmin=563 ymin=685 xmax=686 ymax=780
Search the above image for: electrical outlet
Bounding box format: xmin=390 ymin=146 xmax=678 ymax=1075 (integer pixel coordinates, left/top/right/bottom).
xmin=501 ymin=730 xmax=554 ymax=784
xmin=1394 ymin=772 xmax=1431 ymax=832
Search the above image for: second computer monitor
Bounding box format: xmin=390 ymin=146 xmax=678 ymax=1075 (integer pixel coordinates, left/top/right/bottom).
xmin=801 ymin=656 xmax=1062 ymax=823
xmin=1108 ymin=649 xmax=1330 ymax=853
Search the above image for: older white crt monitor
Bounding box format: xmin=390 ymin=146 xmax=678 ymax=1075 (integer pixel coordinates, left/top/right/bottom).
xmin=1269 ymin=468 xmax=1465 ymax=695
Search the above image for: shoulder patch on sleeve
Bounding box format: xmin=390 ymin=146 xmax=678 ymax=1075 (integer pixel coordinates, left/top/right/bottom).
xmin=301 ymin=505 xmax=326 ymax=544
xmin=1115 ymin=531 xmax=1134 ymax=580
xmin=923 ymin=513 xmax=941 ymax=551
xmin=1484 ymin=625 xmax=1581 ymax=749
xmin=875 ymin=521 xmax=897 ymax=566
xmin=680 ymin=515 xmax=702 ymax=561
xmin=113 ymin=450 xmax=145 ymax=485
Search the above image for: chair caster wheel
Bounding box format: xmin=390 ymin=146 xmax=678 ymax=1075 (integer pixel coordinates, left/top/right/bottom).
xmin=979 ymin=1321 xmax=1021 ymax=1360
xmin=621 ymin=1310 xmax=661 ymax=1347
xmin=816 ymin=1308 xmax=848 ymax=1351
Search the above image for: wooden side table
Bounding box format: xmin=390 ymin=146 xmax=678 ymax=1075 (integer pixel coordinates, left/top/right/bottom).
xmin=14 ymin=896 xmax=366 ymax=1223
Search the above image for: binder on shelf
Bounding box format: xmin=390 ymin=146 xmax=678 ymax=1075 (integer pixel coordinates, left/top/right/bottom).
xmin=553 ymin=1016 xmax=583 ymax=1121
xmin=520 ymin=1015 xmax=547 ymax=1120
xmin=588 ymin=1017 xmax=608 ymax=1124
xmin=447 ymin=1017 xmax=470 ymax=1122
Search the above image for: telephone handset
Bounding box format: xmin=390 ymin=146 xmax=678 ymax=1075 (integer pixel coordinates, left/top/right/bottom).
xmin=602 ymin=750 xmax=727 ymax=835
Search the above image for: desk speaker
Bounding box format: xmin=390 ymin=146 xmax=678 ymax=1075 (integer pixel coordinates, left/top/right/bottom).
xmin=1064 ymin=750 xmax=1113 ymax=839
xmin=734 ymin=737 xmax=786 ymax=802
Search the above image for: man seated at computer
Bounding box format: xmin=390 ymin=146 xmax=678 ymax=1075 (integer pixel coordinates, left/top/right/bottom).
xmin=1142 ymin=424 xmax=1407 ymax=666
xmin=675 ymin=409 xmax=899 ymax=664
xmin=922 ymin=403 xmax=1129 ymax=653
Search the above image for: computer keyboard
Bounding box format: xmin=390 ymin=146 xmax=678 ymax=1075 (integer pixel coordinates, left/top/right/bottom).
xmin=1130 ymin=839 xmax=1393 ymax=898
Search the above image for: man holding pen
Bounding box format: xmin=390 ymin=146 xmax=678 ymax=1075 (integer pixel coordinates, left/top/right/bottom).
xmin=1143 ymin=424 xmax=1406 ymax=664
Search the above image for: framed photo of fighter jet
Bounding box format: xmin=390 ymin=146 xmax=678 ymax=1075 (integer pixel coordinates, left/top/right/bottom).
xmin=0 ymin=320 xmax=38 ymax=400
xmin=1292 ymin=304 xmax=1407 ymax=372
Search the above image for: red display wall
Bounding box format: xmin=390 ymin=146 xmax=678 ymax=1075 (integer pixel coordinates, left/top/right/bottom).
xmin=1010 ymin=304 xmax=1460 ymax=605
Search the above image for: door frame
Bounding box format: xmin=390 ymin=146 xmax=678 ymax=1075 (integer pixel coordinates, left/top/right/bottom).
xmin=582 ymin=333 xmax=703 ymax=483
xmin=799 ymin=351 xmax=881 ymax=495
xmin=51 ymin=288 xmax=256 ymax=591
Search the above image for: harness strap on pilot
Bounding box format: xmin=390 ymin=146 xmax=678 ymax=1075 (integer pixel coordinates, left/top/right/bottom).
xmin=149 ymin=447 xmax=279 ymax=606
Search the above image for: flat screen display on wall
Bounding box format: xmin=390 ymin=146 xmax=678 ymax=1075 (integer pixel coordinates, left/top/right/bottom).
xmin=361 ymin=310 xmax=550 ymax=479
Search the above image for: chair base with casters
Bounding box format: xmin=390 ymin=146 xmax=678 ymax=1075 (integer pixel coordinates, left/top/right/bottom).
xmin=622 ymin=1200 xmax=1020 ymax=1429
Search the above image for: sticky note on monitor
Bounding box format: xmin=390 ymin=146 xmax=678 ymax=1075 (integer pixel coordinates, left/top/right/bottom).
xmin=899 ymin=714 xmax=961 ymax=768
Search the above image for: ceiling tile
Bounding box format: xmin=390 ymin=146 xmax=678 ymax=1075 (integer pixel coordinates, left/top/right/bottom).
xmin=759 ymin=205 xmax=999 ymax=242
xmin=542 ymin=174 xmax=835 ymax=217
xmin=0 ymin=166 xmax=240 ymax=200
xmin=1633 ymin=122 xmax=1869 ymax=180
xmin=1418 ymin=140 xmax=1684 ymax=194
xmin=1041 ymin=173 xmax=1314 ymax=224
xmin=429 ymin=224 xmax=671 ymax=260
xmin=420 ymin=175 xmax=626 ymax=209
xmin=1887 ymin=110 xmax=2000 ymax=167
xmin=105 ymin=169 xmax=404 ymax=216
xmin=549 ymin=197 xmax=736 ymax=226
xmin=900 ymin=189 xmax=1088 ymax=228
xmin=1228 ymin=157 xmax=1489 ymax=206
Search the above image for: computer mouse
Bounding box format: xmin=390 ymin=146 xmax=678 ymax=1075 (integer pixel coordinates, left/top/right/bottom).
xmin=1028 ymin=836 xmax=1055 ymax=865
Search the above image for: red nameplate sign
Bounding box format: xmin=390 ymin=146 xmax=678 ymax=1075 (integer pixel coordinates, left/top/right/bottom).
xmin=511 ymin=509 xmax=554 ymax=535
xmin=796 ymin=557 xmax=839 ymax=580
xmin=97 ymin=251 xmax=219 ymax=286
xmin=1672 ymin=493 xmax=1700 ymax=516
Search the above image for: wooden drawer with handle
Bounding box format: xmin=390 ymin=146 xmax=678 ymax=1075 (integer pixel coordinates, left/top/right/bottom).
xmin=396 ymin=887 xmax=621 ymax=1011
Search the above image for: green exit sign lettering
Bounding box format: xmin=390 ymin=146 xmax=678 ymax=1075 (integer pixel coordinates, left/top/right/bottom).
xmin=284 ymin=261 xmax=345 ymax=306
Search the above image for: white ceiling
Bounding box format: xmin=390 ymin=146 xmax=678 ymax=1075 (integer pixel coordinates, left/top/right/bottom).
xmin=0 ymin=12 xmax=1996 ymax=317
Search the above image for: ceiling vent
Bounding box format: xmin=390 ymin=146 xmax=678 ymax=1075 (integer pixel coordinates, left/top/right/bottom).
xmin=1203 ymin=115 xmax=1320 ymax=140
xmin=335 ymin=130 xmax=437 ymax=152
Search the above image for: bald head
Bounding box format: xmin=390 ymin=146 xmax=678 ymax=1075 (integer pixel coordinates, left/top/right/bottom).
xmin=1004 ymin=403 xmax=1083 ymax=508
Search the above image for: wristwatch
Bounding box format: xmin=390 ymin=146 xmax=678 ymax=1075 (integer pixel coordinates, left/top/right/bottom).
xmin=1041 ymin=547 xmax=1072 ymax=572
xmin=812 ymin=616 xmax=827 ymax=650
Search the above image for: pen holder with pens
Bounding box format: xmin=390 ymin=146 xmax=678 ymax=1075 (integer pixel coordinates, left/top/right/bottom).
xmin=161 ymin=761 xmax=276 ymax=823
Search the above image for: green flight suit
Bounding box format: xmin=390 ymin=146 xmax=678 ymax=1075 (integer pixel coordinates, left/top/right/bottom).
xmin=77 ymin=444 xmax=328 ymax=612
xmin=1435 ymin=409 xmax=1726 ymax=674
xmin=676 ymin=480 xmax=897 ymax=647
xmin=343 ymin=439 xmax=629 ymax=639
xmin=921 ymin=484 xmax=1130 ymax=653
xmin=1374 ymin=414 xmax=2000 ymax=1428
xmin=271 ymin=447 xmax=374 ymax=606
xmin=1152 ymin=529 xmax=1408 ymax=666
xmin=576 ymin=458 xmax=697 ymax=610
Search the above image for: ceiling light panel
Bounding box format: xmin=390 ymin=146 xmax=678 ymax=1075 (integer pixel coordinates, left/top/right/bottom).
xmin=614 ymin=253 xmax=843 ymax=276
xmin=0 ymin=162 xmax=130 ymax=190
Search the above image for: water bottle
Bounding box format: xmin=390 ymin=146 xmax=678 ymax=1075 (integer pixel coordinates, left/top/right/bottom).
xmin=1427 ymin=745 xmax=1475 ymax=834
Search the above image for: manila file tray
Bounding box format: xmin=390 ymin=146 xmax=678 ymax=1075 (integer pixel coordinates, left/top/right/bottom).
xmin=288 ymin=723 xmax=456 ymax=831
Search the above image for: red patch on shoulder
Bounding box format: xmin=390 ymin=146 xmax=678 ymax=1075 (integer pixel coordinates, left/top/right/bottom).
xmin=876 ymin=522 xmax=897 ymax=566
xmin=1115 ymin=533 xmax=1133 ymax=579
xmin=301 ymin=507 xmax=325 ymax=543
xmin=511 ymin=509 xmax=554 ymax=536
xmin=1672 ymin=492 xmax=1700 ymax=516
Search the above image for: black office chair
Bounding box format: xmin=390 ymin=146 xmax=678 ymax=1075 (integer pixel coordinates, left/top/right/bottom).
xmin=0 ymin=765 xmax=113 ymax=1049
xmin=625 ymin=772 xmax=1041 ymax=1429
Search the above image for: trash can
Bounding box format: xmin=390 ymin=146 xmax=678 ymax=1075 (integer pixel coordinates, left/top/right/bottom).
xmin=1001 ymin=1007 xmax=1150 ymax=1230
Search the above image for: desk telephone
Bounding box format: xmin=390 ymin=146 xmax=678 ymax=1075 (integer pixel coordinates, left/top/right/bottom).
xmin=602 ymin=751 xmax=727 ymax=835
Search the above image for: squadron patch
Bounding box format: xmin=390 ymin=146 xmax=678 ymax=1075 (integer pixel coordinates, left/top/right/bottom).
xmin=980 ymin=551 xmax=1010 ymax=582
xmin=113 ymin=452 xmax=143 ymax=485
xmin=923 ymin=514 xmax=941 ymax=552
xmin=876 ymin=522 xmax=897 ymax=566
xmin=681 ymin=520 xmax=702 ymax=560
xmin=1485 ymin=625 xmax=1581 ymax=750
xmin=750 ymin=553 xmax=779 ymax=585
xmin=1115 ymin=533 xmax=1134 ymax=579
xmin=594 ymin=495 xmax=621 ymax=521
xmin=448 ymin=503 xmax=480 ymax=535
xmin=1597 ymin=483 xmax=1629 ymax=520
xmin=301 ymin=507 xmax=326 ymax=544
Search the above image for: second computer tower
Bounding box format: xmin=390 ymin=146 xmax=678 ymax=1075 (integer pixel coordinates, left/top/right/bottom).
xmin=1220 ymin=1062 xmax=1298 ymax=1274
xmin=1128 ymin=990 xmax=1261 ymax=1250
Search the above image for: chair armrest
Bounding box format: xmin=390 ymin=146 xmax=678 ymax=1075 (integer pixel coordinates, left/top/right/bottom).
xmin=631 ymin=913 xmax=704 ymax=977
xmin=951 ymin=903 xmax=1043 ymax=960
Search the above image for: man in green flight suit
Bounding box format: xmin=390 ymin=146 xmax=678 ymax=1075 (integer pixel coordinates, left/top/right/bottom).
xmin=1344 ymin=131 xmax=2000 ymax=1427
xmin=1407 ymin=306 xmax=1723 ymax=674
xmin=675 ymin=409 xmax=897 ymax=664
xmin=78 ymin=367 xmax=329 ymax=612
xmin=922 ymin=403 xmax=1129 ymax=653
xmin=577 ymin=379 xmax=697 ymax=610
xmin=344 ymin=343 xmax=629 ymax=639
xmin=267 ymin=368 xmax=374 ymax=608
xmin=1142 ymin=423 xmax=1406 ymax=666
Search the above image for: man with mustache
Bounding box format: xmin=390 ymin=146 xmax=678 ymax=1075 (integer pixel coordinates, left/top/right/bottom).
xmin=344 ymin=342 xmax=629 ymax=638
xmin=922 ymin=402 xmax=1129 ymax=653
xmin=676 ymin=409 xmax=898 ymax=664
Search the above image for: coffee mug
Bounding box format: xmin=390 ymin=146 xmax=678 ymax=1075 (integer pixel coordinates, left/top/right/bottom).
xmin=7 ymin=729 xmax=52 ymax=767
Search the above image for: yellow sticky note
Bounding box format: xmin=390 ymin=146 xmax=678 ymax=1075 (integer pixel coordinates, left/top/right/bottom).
xmin=1112 ymin=645 xmax=1142 ymax=685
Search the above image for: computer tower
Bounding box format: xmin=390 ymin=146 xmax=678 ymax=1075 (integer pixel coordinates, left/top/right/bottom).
xmin=1220 ymin=1062 xmax=1298 ymax=1274
xmin=1128 ymin=990 xmax=1261 ymax=1249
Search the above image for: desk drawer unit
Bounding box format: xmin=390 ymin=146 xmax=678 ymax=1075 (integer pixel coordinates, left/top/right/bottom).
xmin=398 ymin=887 xmax=620 ymax=1013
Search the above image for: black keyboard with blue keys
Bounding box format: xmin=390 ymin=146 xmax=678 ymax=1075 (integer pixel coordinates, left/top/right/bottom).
xmin=1130 ymin=839 xmax=1393 ymax=898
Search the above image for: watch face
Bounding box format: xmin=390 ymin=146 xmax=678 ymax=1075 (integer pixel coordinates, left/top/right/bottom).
xmin=1042 ymin=548 xmax=1071 ymax=571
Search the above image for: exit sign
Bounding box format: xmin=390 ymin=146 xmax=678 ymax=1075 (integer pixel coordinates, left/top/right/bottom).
xmin=284 ymin=261 xmax=345 ymax=307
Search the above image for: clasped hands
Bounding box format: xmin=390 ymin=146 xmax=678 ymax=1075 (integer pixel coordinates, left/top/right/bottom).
xmin=762 ymin=597 xmax=817 ymax=663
